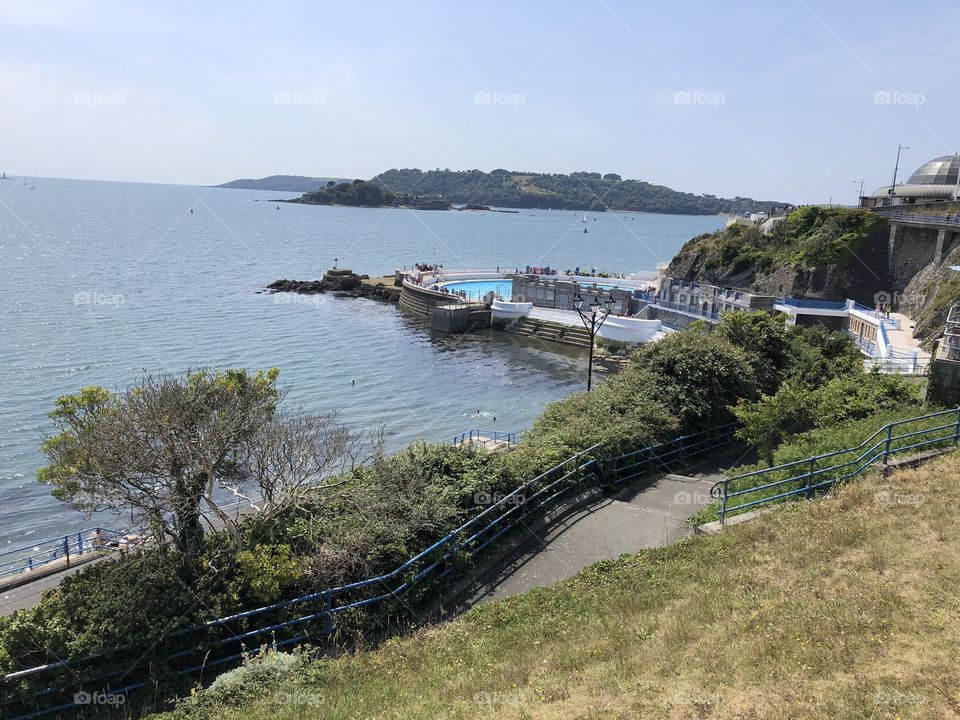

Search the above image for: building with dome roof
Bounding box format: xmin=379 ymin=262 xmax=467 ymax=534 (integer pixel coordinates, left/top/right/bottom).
xmin=862 ymin=154 xmax=960 ymax=208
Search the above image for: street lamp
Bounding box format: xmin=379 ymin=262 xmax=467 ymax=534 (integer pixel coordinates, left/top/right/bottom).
xmin=572 ymin=291 xmax=615 ymax=391
xmin=889 ymin=144 xmax=909 ymax=199
xmin=852 ymin=179 xmax=864 ymax=206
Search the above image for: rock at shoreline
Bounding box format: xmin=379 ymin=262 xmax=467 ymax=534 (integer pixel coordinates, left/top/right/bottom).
xmin=266 ymin=274 xmax=400 ymax=302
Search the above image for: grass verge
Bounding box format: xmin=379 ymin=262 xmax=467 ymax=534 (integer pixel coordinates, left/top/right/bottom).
xmin=166 ymin=452 xmax=960 ymax=719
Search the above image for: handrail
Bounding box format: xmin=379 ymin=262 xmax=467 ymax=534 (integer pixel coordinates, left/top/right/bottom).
xmin=452 ymin=429 xmax=517 ymax=447
xmin=777 ymin=297 xmax=848 ymax=310
xmin=710 ymin=408 xmax=960 ymax=522
xmin=0 ymin=528 xmax=126 ymax=580
xmin=2 ymin=425 xmax=740 ymax=717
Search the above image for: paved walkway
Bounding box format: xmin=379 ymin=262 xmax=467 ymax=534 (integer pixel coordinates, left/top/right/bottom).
xmin=456 ymin=454 xmax=741 ymax=607
xmin=887 ymin=312 xmax=929 ymax=357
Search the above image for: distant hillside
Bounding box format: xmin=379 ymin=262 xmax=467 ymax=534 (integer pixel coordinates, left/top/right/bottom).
xmin=214 ymin=175 xmax=352 ymax=192
xmin=371 ymin=168 xmax=788 ymax=215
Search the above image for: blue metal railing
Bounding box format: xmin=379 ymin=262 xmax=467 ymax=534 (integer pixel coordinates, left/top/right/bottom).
xmin=0 ymin=528 xmax=126 ymax=581
xmin=878 ymin=321 xmax=891 ymax=357
xmin=2 ymin=424 xmax=740 ymax=719
xmin=452 ymin=429 xmax=517 ymax=447
xmin=776 ymin=297 xmax=849 ymax=310
xmin=710 ymin=408 xmax=960 ymax=523
xmin=872 ymin=209 xmax=960 ymax=226
xmin=846 ymin=329 xmax=877 ymax=357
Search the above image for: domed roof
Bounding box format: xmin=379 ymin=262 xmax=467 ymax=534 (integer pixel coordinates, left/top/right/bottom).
xmin=906 ymin=154 xmax=960 ymax=185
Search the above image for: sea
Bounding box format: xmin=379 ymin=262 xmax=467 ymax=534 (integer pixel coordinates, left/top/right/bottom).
xmin=0 ymin=176 xmax=724 ymax=548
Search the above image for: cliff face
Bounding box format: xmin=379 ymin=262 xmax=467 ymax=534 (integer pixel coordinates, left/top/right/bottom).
xmin=901 ymin=244 xmax=960 ymax=344
xmin=666 ymin=207 xmax=891 ymax=305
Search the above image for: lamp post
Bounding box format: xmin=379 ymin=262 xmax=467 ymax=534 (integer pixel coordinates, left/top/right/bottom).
xmin=889 ymin=144 xmax=909 ymax=200
xmin=572 ymin=291 xmax=615 ymax=391
xmin=852 ymin=178 xmax=864 ymax=206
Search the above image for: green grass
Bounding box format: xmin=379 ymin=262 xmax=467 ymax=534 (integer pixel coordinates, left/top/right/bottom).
xmin=165 ymin=452 xmax=960 ymax=720
xmin=691 ymin=406 xmax=956 ymax=525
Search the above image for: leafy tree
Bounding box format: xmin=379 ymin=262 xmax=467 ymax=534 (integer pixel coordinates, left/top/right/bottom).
xmin=714 ymin=311 xmax=792 ymax=394
xmin=633 ymin=330 xmax=758 ymax=431
xmin=38 ymin=369 xmax=364 ymax=556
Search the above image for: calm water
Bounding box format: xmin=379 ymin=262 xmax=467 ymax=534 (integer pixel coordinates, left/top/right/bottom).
xmin=0 ymin=177 xmax=723 ymax=547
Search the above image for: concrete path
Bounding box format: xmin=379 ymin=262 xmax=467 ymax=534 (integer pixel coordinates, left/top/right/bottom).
xmin=888 ymin=312 xmax=930 ymax=358
xmin=458 ymin=458 xmax=736 ymax=606
xmin=1 ymin=563 xmax=89 ymax=615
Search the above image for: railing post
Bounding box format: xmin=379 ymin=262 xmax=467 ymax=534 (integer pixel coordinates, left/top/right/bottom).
xmin=77 ymin=531 xmax=84 ymax=556
xmin=883 ymin=424 xmax=893 ymax=464
xmin=63 ymin=536 xmax=70 ymax=566
xmin=954 ymin=408 xmax=960 ymax=446
xmin=805 ymin=458 xmax=815 ymax=500
xmin=719 ymin=483 xmax=728 ymax=524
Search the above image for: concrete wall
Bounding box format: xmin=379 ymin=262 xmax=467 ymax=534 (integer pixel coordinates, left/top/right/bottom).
xmin=928 ymin=357 xmax=960 ymax=405
xmin=399 ymin=281 xmax=459 ymax=318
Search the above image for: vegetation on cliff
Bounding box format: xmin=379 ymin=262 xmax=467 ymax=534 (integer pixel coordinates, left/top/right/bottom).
xmin=667 ymin=206 xmax=889 ymax=300
xmin=900 ymin=242 xmax=960 ymax=346
xmin=371 ymin=168 xmax=787 ymax=214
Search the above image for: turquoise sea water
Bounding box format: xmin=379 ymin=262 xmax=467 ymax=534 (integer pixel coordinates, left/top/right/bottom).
xmin=0 ymin=177 xmax=724 ymax=547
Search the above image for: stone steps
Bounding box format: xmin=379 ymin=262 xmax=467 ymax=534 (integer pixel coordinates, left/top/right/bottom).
xmin=505 ymin=317 xmax=593 ymax=348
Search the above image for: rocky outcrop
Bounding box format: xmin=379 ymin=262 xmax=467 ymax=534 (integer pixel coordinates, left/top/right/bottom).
xmin=265 ymin=274 xmax=401 ymax=302
xmin=666 ymin=208 xmax=891 ymax=305
xmin=901 ymin=244 xmax=960 ymax=345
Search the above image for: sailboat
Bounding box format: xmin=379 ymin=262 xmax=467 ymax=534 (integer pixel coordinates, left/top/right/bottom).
xmin=581 ymin=211 xmax=588 ymax=223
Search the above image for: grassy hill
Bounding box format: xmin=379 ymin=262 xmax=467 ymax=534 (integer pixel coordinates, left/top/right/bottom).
xmin=371 ymin=168 xmax=788 ymax=215
xmin=214 ymin=175 xmax=353 ymax=192
xmin=166 ymin=452 xmax=960 ymax=720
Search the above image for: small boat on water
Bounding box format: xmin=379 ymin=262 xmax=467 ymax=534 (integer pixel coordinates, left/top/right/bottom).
xmin=582 ymin=211 xmax=588 ymax=223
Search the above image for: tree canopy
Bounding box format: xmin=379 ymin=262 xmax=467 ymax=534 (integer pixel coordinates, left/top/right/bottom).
xmin=370 ymin=168 xmax=786 ymax=214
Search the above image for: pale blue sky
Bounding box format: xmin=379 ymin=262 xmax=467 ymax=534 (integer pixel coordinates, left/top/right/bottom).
xmin=1 ymin=0 xmax=958 ymax=204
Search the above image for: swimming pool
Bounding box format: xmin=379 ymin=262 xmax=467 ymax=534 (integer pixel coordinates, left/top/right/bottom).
xmin=440 ymin=279 xmax=514 ymax=300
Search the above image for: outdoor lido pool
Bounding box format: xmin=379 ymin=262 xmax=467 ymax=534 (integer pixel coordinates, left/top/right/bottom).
xmin=440 ymin=279 xmax=514 ymax=300
xmin=440 ymin=278 xmax=627 ymax=302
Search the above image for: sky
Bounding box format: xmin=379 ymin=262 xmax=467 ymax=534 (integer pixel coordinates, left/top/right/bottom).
xmin=0 ymin=0 xmax=958 ymax=205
